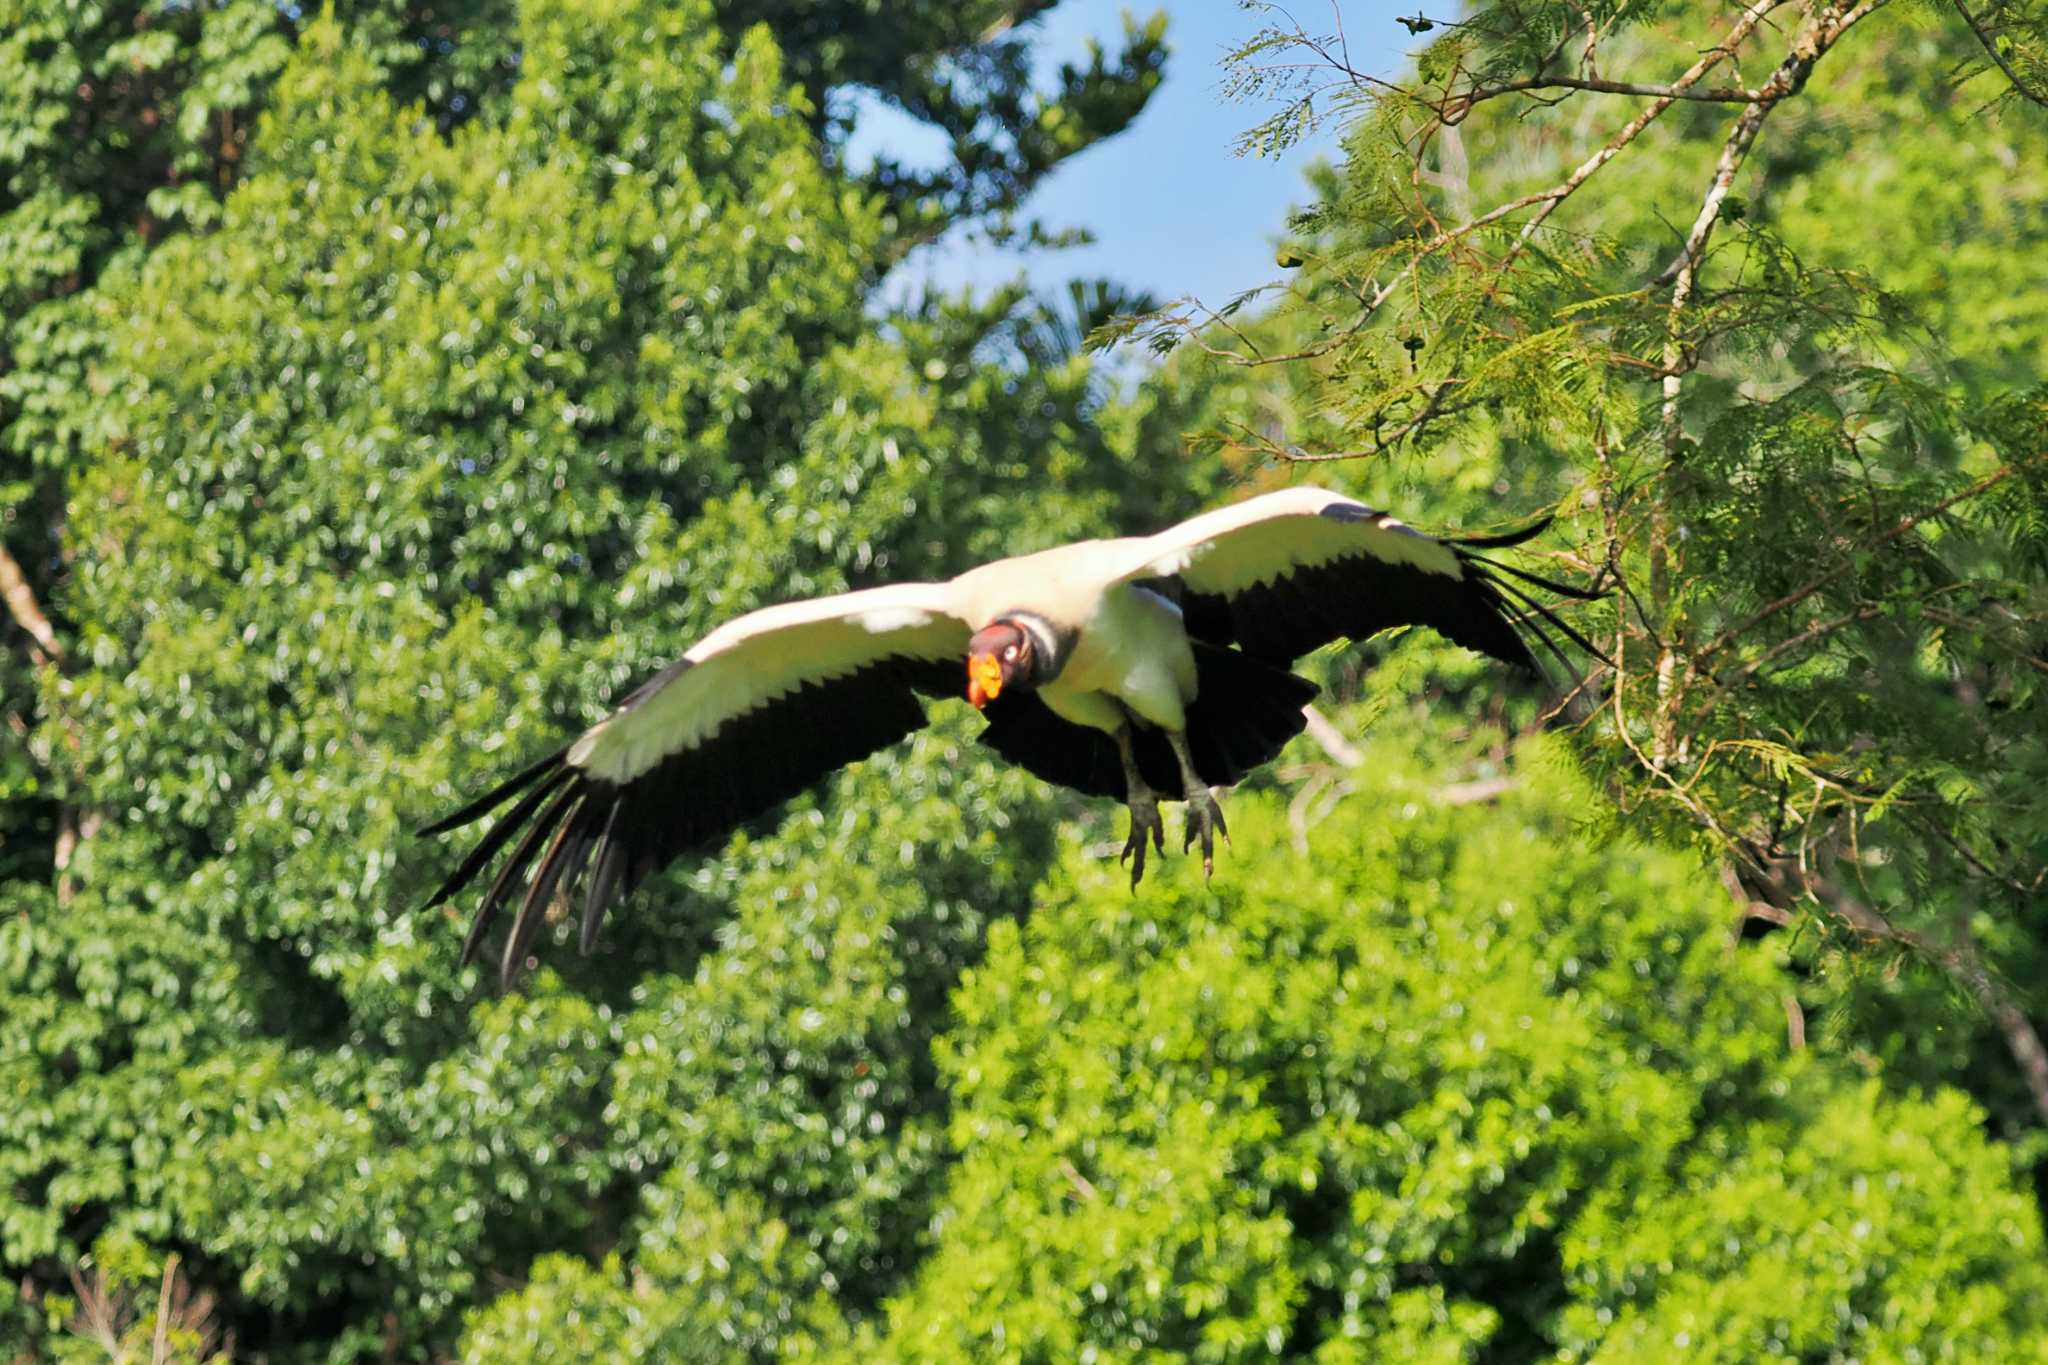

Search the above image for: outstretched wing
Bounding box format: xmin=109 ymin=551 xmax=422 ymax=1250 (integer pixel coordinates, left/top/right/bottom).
xmin=419 ymin=584 xmax=973 ymax=985
xmin=1113 ymin=486 xmax=1600 ymax=671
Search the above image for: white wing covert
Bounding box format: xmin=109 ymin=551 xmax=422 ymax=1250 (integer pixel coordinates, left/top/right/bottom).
xmin=1110 ymin=486 xmax=1588 ymax=670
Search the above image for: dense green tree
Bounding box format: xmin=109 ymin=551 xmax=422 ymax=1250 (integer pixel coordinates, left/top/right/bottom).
xmin=0 ymin=0 xmax=1162 ymax=895
xmin=0 ymin=0 xmax=524 ymax=888
xmin=871 ymin=714 xmax=2048 ymax=1362
xmin=1131 ymin=0 xmax=2048 ymax=1165
xmin=0 ymin=0 xmax=1182 ymax=1357
xmin=715 ymin=0 xmax=1167 ymax=241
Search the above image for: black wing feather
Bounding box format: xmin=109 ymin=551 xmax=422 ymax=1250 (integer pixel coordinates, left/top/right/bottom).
xmin=1450 ymin=515 xmax=1555 ymax=551
xmin=417 ymin=745 xmax=569 ymax=837
xmin=459 ymin=775 xmax=578 ymax=967
xmin=420 ymin=654 xmax=957 ymax=985
xmin=978 ymin=642 xmax=1317 ymax=798
xmin=580 ymin=802 xmax=626 ymax=955
xmin=420 ymin=762 xmax=573 ymax=912
xmin=1173 ymin=550 xmax=1539 ymax=669
xmin=1165 ymin=506 xmax=1597 ymax=674
xmin=500 ymin=794 xmax=592 ymax=985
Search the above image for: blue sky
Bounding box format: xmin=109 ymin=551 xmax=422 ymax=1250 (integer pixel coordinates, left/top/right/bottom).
xmin=847 ymin=2 xmax=1420 ymax=309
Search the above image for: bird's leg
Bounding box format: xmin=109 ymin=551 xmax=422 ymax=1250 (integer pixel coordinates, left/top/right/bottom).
xmin=1167 ymin=730 xmax=1229 ymax=878
xmin=1115 ymin=724 xmax=1166 ymax=890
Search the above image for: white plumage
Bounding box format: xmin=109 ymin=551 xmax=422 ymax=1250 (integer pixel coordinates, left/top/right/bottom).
xmin=421 ymin=486 xmax=1597 ymax=984
xmin=568 ymin=584 xmax=972 ymax=784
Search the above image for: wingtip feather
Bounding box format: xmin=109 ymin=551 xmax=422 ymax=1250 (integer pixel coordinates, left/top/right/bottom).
xmin=418 ymin=747 xmax=570 ymax=837
xmin=460 ymin=778 xmax=580 ymax=972
xmin=1476 ymin=570 xmax=1612 ymax=671
xmin=1453 ymin=515 xmax=1555 ymax=551
xmin=580 ymin=804 xmax=626 ymax=956
xmin=499 ymin=796 xmax=589 ymax=988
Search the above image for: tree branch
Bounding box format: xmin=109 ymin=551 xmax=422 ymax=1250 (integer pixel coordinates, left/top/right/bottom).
xmin=1485 ymin=0 xmax=1795 ymax=311
xmin=1452 ymin=74 xmax=1761 ymax=112
xmin=1157 ymin=1 xmax=1796 ymax=369
xmin=1694 ymin=454 xmax=2041 ymax=662
xmin=1654 ymin=0 xmax=1895 ymax=289
xmin=1 ymin=533 xmax=92 ymax=904
xmin=1756 ymin=860 xmax=2048 ymax=1126
xmin=1952 ymin=0 xmax=2048 ymax=110
xmin=0 ymin=538 xmax=62 ymax=665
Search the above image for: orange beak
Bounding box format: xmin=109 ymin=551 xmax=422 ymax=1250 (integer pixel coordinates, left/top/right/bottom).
xmin=967 ymin=653 xmax=1003 ymax=709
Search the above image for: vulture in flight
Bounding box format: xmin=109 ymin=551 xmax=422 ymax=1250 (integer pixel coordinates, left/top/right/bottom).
xmin=422 ymin=486 xmax=1597 ymax=984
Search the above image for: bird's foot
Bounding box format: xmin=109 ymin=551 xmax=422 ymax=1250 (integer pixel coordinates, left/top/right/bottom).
xmin=1120 ymin=795 xmax=1167 ymax=890
xmin=1181 ymin=786 xmax=1230 ymax=878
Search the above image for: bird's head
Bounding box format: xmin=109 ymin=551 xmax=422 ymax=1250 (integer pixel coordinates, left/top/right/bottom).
xmin=966 ymin=620 xmax=1039 ymax=709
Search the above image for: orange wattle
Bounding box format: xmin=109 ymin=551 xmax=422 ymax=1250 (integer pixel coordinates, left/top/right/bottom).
xmin=967 ymin=653 xmax=1004 ymax=708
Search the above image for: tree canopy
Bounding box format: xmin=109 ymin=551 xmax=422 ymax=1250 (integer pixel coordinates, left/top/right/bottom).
xmin=1129 ymin=0 xmax=2048 ymax=1164
xmin=871 ymin=723 xmax=2048 ymax=1363
xmin=3 ymin=1 xmax=2046 ymax=1360
xmin=2 ymin=0 xmax=1182 ymax=1356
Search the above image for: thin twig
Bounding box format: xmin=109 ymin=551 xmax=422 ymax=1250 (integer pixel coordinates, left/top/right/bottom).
xmin=1653 ymin=0 xmax=1895 ymax=289
xmin=1951 ymin=0 xmax=2048 ymax=109
xmin=1300 ymin=704 xmax=1365 ymax=767
xmin=1695 ymin=455 xmax=2041 ymax=661
xmin=1765 ymin=863 xmax=2048 ymax=1125
xmin=1164 ymin=3 xmax=1790 ymax=369
xmin=1452 ymin=74 xmax=1761 ymax=109
xmin=154 ymin=1255 xmax=177 ymax=1365
xmin=1435 ymin=776 xmax=1518 ymax=805
xmin=1494 ymin=0 xmax=1794 ymax=281
xmin=1688 ymin=604 xmax=1889 ymax=714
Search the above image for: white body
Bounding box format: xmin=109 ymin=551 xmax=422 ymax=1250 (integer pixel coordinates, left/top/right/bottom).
xmin=946 ymin=539 xmax=1198 ymax=735
xmin=1039 ymin=584 xmax=1194 ymax=734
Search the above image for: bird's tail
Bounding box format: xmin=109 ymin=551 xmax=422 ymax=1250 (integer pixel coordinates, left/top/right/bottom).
xmin=975 ymin=644 xmax=1316 ymax=799
xmin=1175 ymin=642 xmax=1319 ymax=788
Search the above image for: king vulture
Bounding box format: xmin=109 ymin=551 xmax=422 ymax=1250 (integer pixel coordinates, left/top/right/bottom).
xmin=422 ymin=486 xmax=1598 ymax=984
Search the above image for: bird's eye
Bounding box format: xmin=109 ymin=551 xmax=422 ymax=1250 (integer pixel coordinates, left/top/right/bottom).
xmin=1002 ymin=645 xmax=1019 ymax=661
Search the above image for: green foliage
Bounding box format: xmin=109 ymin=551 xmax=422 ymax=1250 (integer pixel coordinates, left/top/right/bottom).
xmin=769 ymin=0 xmax=1169 ymax=239
xmin=6 ymin=1 xmax=2046 ymax=1359
xmin=0 ymin=0 xmax=1183 ymax=1357
xmin=0 ymin=0 xmax=524 ymax=876
xmin=878 ymin=724 xmax=2048 ymax=1362
xmin=1157 ymin=0 xmax=2048 ymax=1171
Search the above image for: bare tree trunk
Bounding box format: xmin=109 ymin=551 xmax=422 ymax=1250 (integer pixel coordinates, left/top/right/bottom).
xmin=2 ymin=534 xmax=92 ymax=903
xmin=0 ymin=539 xmax=61 ymax=663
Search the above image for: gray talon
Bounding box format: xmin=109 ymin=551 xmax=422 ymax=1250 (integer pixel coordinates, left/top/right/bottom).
xmin=1113 ymin=722 xmax=1168 ymax=890
xmin=1120 ymin=798 xmax=1166 ymax=889
xmin=1183 ymin=788 xmax=1228 ymax=878
xmin=1166 ymin=728 xmax=1229 ymax=880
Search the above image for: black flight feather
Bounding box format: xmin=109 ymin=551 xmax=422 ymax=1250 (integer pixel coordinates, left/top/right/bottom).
xmin=461 ymin=777 xmax=580 ymax=967
xmin=1449 ymin=515 xmax=1554 ymax=550
xmin=421 ymin=763 xmax=574 ymax=910
xmin=428 ymin=651 xmax=957 ymax=983
xmin=418 ymin=745 xmax=568 ymax=837
xmin=1471 ymin=567 xmax=1610 ymax=666
xmin=1457 ymin=549 xmax=1607 ymax=602
xmin=580 ymin=801 xmax=625 ymax=955
xmin=501 ymin=794 xmax=590 ymax=987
